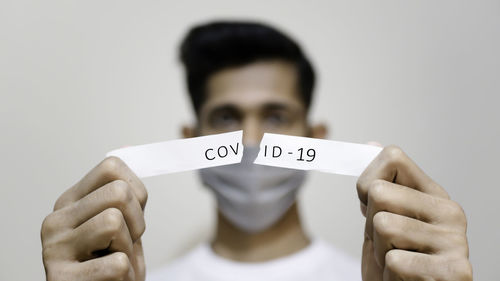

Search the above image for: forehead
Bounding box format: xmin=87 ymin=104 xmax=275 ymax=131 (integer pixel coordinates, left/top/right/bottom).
xmin=202 ymin=60 xmax=304 ymax=112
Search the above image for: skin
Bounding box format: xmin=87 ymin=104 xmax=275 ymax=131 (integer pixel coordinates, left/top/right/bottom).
xmin=41 ymin=157 xmax=148 ymax=281
xmin=41 ymin=60 xmax=472 ymax=280
xmin=183 ymin=60 xmax=326 ymax=262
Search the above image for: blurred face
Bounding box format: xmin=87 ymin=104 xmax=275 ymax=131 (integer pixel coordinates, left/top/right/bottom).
xmin=184 ymin=60 xmax=325 ymax=144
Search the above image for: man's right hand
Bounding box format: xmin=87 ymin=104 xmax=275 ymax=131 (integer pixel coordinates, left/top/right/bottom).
xmin=41 ymin=157 xmax=148 ymax=281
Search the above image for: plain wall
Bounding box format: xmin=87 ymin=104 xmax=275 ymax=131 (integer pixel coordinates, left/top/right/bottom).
xmin=1 ymin=0 xmax=499 ymax=280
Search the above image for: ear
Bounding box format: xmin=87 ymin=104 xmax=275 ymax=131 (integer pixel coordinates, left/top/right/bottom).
xmin=308 ymin=123 xmax=328 ymax=139
xmin=181 ymin=125 xmax=197 ymax=139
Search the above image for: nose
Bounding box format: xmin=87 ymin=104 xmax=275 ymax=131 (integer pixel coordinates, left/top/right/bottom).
xmin=242 ymin=117 xmax=263 ymax=147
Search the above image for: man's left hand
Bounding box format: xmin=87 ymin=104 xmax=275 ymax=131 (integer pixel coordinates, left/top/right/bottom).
xmin=357 ymin=145 xmax=472 ymax=281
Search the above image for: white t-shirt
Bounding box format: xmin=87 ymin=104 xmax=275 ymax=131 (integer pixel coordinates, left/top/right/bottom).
xmin=147 ymin=239 xmax=361 ymax=281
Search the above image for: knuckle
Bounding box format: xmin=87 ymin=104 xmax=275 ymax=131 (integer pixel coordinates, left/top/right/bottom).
xmin=102 ymin=208 xmax=125 ymax=232
xmin=42 ymin=243 xmax=56 ymax=261
xmin=446 ymin=232 xmax=469 ymax=256
xmin=41 ymin=215 xmax=54 ymax=237
xmin=130 ymin=216 xmax=146 ymax=242
xmin=53 ymin=191 xmax=74 ymax=211
xmin=41 ymin=213 xmax=59 ymax=237
xmin=368 ymin=180 xmax=387 ymax=205
xmin=45 ymin=269 xmax=57 ymax=281
xmin=443 ymin=257 xmax=473 ymax=281
xmin=44 ymin=264 xmax=66 ymax=281
xmin=110 ymin=252 xmax=130 ymax=278
xmin=385 ymin=250 xmax=403 ymax=271
xmin=101 ymin=156 xmax=124 ymax=178
xmin=53 ymin=196 xmax=67 ymax=211
xmin=137 ymin=185 xmax=148 ymax=208
xmin=356 ymin=178 xmax=366 ymax=194
xmin=355 ymin=179 xmax=368 ymax=204
xmin=429 ymin=181 xmax=450 ymax=199
xmin=455 ymin=259 xmax=473 ymax=281
xmin=373 ymin=211 xmax=394 ymax=237
xmin=109 ymin=180 xmax=133 ymax=205
xmin=382 ymin=145 xmax=405 ymax=165
xmin=137 ymin=219 xmax=146 ymax=239
xmin=445 ymin=200 xmax=467 ymax=227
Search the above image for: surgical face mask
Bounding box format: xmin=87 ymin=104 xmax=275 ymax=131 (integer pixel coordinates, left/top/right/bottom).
xmin=198 ymin=146 xmax=307 ymax=233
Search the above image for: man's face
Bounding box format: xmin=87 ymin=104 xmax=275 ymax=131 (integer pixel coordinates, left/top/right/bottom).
xmin=184 ymin=60 xmax=325 ymax=144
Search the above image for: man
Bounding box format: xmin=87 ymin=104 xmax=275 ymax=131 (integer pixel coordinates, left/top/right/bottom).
xmin=41 ymin=21 xmax=472 ymax=281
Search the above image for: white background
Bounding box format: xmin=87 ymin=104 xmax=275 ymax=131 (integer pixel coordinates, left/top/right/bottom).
xmin=1 ymin=0 xmax=499 ymax=280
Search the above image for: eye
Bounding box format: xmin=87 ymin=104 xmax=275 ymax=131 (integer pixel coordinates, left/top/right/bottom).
xmin=264 ymin=112 xmax=290 ymax=127
xmin=210 ymin=111 xmax=240 ymax=129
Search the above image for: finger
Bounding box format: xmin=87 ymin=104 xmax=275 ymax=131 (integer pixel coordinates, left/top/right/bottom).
xmin=55 ymin=156 xmax=148 ymax=210
xmin=53 ymin=179 xmax=145 ymax=241
xmin=72 ymin=208 xmax=134 ymax=262
xmin=364 ymin=180 xmax=467 ymax=239
xmin=78 ymin=252 xmax=135 ymax=281
xmin=372 ymin=212 xmax=467 ymax=268
xmin=383 ymin=249 xmax=472 ymax=281
xmin=359 ymin=140 xmax=383 ymax=218
xmin=362 ymin=238 xmax=384 ymax=281
xmin=131 ymin=239 xmax=146 ymax=281
xmin=360 ymin=202 xmax=367 ymax=217
xmin=357 ymin=145 xmax=449 ymax=205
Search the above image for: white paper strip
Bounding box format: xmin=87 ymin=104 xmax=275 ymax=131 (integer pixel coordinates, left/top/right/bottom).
xmin=106 ymin=130 xmax=243 ymax=178
xmin=254 ymin=133 xmax=382 ymax=176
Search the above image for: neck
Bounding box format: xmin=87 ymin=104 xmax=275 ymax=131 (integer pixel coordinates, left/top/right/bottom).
xmin=210 ymin=202 xmax=311 ymax=262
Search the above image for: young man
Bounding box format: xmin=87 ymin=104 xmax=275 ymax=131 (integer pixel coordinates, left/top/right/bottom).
xmin=41 ymin=21 xmax=472 ymax=281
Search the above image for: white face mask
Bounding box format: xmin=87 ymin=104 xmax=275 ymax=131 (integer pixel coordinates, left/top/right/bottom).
xmin=198 ymin=146 xmax=307 ymax=233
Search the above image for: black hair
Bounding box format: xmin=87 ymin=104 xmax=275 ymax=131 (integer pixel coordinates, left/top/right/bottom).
xmin=179 ymin=21 xmax=315 ymax=114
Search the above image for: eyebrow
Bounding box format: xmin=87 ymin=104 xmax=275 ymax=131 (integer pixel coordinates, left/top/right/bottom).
xmin=261 ymin=102 xmax=296 ymax=112
xmin=207 ymin=104 xmax=241 ymax=116
xmin=206 ymin=102 xmax=300 ymax=115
